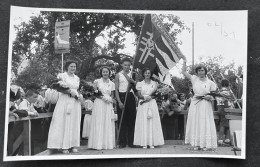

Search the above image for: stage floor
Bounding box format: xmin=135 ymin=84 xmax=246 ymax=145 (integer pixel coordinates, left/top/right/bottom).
xmin=37 ymin=140 xmax=241 ymax=157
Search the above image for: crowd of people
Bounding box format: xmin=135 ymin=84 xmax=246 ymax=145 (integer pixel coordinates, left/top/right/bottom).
xmin=8 ymin=56 xmax=243 ymax=155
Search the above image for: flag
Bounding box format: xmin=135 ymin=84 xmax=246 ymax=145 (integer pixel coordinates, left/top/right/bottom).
xmin=160 ymin=72 xmax=175 ymax=90
xmin=55 ymin=20 xmax=70 ymax=54
xmin=133 ymin=14 xmax=183 ymax=86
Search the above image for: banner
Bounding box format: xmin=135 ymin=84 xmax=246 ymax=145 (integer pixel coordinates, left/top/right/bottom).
xmin=54 ymin=20 xmax=70 ymax=54
xmin=133 ymin=14 xmax=183 ymax=85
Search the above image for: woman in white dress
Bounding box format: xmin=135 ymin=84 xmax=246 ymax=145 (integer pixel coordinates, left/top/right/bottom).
xmin=47 ymin=60 xmax=82 ymax=153
xmin=182 ymin=56 xmax=218 ymax=151
xmin=134 ymin=68 xmax=164 ymax=149
xmin=88 ymin=67 xmax=116 ymax=150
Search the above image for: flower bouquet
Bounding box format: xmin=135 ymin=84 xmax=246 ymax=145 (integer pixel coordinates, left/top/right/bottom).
xmin=80 ymin=81 xmax=103 ymax=100
xmin=51 ymin=79 xmax=81 ymax=100
xmin=195 ymin=91 xmax=223 ymax=105
xmin=139 ymin=91 xmax=158 ymax=105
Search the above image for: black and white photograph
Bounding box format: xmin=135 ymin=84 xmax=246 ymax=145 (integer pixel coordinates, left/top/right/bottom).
xmin=3 ymin=6 xmax=247 ymax=161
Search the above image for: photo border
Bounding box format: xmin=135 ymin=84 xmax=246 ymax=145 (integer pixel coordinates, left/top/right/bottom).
xmin=3 ymin=6 xmax=248 ymax=161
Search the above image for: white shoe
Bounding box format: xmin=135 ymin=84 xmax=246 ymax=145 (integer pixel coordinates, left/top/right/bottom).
xmin=62 ymin=149 xmax=69 ymax=154
xmin=150 ymin=146 xmax=154 ymax=149
xmin=143 ymin=146 xmax=147 ymax=149
xmin=71 ymin=148 xmax=79 ymax=153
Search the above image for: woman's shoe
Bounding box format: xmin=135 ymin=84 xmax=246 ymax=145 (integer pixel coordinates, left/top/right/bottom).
xmin=71 ymin=148 xmax=79 ymax=153
xmin=202 ymin=147 xmax=208 ymax=151
xmin=62 ymin=149 xmax=69 ymax=154
xmin=150 ymin=146 xmax=154 ymax=149
xmin=224 ymin=139 xmax=231 ymax=144
xmin=143 ymin=146 xmax=147 ymax=149
xmin=193 ymin=146 xmax=199 ymax=151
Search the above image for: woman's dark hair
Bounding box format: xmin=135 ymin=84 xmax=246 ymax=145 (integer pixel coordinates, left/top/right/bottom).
xmin=64 ymin=60 xmax=77 ymax=71
xmin=142 ymin=68 xmax=153 ymax=78
xmin=221 ymin=79 xmax=230 ymax=87
xmin=121 ymin=57 xmax=132 ymax=64
xmin=99 ymin=66 xmax=111 ymax=77
xmin=177 ymin=93 xmax=185 ymax=100
xmin=195 ymin=65 xmax=208 ymax=75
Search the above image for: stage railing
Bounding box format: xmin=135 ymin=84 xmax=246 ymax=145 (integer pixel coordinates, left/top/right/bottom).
xmin=8 ymin=110 xmax=91 ymax=156
xmin=7 ymin=109 xmax=242 ymax=156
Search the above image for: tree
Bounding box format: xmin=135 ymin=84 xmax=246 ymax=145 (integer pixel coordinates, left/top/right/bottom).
xmin=15 ymin=55 xmax=56 ymax=88
xmin=12 ymin=12 xmax=190 ymax=86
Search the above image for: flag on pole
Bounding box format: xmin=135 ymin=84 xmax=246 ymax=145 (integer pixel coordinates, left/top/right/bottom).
xmin=133 ymin=14 xmax=184 ymax=86
xmin=55 ymin=20 xmax=70 ymax=54
xmin=160 ymin=72 xmax=175 ymax=90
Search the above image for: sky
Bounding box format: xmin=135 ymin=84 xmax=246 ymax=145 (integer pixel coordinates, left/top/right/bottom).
xmin=10 ymin=7 xmax=247 ymax=77
xmin=96 ymin=11 xmax=248 ymax=77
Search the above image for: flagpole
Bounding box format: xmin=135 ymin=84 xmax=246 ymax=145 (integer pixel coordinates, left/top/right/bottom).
xmin=61 ymin=53 xmax=64 ymax=73
xmin=192 ymin=22 xmax=194 ymax=71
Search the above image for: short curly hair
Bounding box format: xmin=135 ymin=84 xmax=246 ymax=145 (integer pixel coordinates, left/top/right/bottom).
xmin=99 ymin=66 xmax=111 ymax=77
xmin=141 ymin=68 xmax=153 ymax=78
xmin=195 ymin=65 xmax=208 ymax=75
xmin=64 ymin=60 xmax=77 ymax=71
xmin=121 ymin=57 xmax=132 ymax=64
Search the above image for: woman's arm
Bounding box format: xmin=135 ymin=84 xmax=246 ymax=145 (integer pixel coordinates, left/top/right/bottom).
xmin=182 ymin=57 xmax=192 ymax=80
xmin=137 ymin=90 xmax=145 ymax=100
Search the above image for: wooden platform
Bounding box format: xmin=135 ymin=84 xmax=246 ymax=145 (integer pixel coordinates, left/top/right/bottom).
xmin=36 ymin=140 xmax=240 ymax=156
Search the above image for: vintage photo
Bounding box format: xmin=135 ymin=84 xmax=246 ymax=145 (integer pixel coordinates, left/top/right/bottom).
xmin=4 ymin=6 xmax=247 ymax=161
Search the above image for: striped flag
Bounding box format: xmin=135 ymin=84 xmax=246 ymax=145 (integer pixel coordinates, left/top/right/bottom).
xmin=133 ymin=14 xmax=184 ymax=84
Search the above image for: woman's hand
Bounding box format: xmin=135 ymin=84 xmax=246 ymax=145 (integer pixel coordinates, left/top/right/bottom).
xmin=102 ymin=96 xmax=113 ymax=104
xmin=119 ymin=102 xmax=124 ymax=110
xmin=129 ymin=78 xmax=136 ymax=84
xmin=204 ymin=95 xmax=213 ymax=101
xmin=70 ymin=89 xmax=78 ymax=97
xmin=143 ymin=95 xmax=152 ymax=101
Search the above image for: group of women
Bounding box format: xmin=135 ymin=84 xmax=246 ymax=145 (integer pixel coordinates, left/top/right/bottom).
xmin=47 ymin=54 xmax=219 ymax=153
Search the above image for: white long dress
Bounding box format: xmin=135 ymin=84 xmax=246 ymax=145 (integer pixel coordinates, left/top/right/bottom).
xmin=88 ymin=78 xmax=116 ymax=150
xmin=134 ymin=80 xmax=164 ymax=147
xmin=185 ymin=75 xmax=218 ymax=149
xmin=47 ymin=72 xmax=81 ymax=149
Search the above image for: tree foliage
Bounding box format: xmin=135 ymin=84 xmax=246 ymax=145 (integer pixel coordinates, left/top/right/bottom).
xmin=12 ymin=12 xmax=144 ymax=77
xmin=170 ymin=55 xmax=243 ymax=98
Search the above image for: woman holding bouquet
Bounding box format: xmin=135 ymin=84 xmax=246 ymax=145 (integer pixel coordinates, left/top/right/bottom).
xmin=182 ymin=56 xmax=218 ymax=151
xmin=48 ymin=60 xmax=82 ymax=153
xmin=133 ymin=68 xmax=164 ymax=149
xmin=88 ymin=67 xmax=116 ymax=150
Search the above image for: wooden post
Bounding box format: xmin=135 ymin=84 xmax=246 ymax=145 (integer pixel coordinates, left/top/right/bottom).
xmin=23 ymin=119 xmax=31 ymax=155
xmin=183 ymin=114 xmax=187 ymax=140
